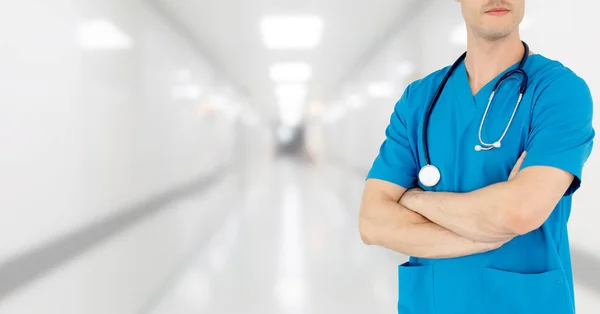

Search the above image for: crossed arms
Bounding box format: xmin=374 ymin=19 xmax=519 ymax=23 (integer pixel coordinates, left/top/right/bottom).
xmin=358 ymin=152 xmax=576 ymax=259
xmin=359 ymin=73 xmax=594 ymax=259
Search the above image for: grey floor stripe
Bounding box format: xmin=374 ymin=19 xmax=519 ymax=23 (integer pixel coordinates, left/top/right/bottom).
xmin=0 ymin=166 xmax=228 ymax=301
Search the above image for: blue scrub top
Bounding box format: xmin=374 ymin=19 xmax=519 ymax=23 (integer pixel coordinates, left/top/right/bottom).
xmin=367 ymin=54 xmax=595 ymax=314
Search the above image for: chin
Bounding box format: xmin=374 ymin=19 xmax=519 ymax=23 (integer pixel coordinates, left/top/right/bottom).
xmin=478 ymin=26 xmax=516 ymax=41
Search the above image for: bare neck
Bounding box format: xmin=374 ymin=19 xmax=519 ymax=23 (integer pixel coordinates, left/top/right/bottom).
xmin=464 ymin=30 xmax=526 ymax=95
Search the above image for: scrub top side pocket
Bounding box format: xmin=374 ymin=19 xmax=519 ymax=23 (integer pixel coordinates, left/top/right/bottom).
xmin=398 ymin=262 xmax=436 ymax=314
xmin=481 ymin=267 xmax=575 ymax=314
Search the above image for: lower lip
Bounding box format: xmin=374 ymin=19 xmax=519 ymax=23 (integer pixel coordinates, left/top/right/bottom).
xmin=486 ymin=10 xmax=509 ymax=16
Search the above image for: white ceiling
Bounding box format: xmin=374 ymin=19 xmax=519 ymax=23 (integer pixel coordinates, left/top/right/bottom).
xmin=149 ymin=0 xmax=422 ymax=121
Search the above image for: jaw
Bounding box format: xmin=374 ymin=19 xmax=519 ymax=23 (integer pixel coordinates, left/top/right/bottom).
xmin=472 ymin=17 xmax=518 ymax=41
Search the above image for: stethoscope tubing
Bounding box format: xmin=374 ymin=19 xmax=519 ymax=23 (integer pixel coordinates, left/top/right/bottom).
xmin=419 ymin=41 xmax=530 ymax=186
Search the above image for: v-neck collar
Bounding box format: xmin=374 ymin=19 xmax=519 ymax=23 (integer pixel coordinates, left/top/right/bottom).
xmin=453 ymin=55 xmax=536 ymax=105
xmin=449 ymin=56 xmax=533 ymax=138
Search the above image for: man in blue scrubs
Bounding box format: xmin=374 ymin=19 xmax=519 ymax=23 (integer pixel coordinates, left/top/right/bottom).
xmin=359 ymin=0 xmax=595 ymax=313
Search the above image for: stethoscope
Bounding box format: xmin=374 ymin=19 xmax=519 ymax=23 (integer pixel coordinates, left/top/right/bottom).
xmin=418 ymin=41 xmax=530 ymax=187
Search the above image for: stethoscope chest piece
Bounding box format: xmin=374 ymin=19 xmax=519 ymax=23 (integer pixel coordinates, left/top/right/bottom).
xmin=418 ymin=164 xmax=440 ymax=187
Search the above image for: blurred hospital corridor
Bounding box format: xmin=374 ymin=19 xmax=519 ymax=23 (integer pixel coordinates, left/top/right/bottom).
xmin=1 ymin=0 xmax=600 ymax=313
xmin=140 ymin=156 xmax=403 ymax=314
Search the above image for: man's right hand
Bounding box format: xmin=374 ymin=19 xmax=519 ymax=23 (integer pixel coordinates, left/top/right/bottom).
xmin=508 ymin=151 xmax=527 ymax=180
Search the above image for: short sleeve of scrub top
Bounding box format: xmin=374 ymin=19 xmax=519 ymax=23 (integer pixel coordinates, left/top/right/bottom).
xmin=366 ymin=85 xmax=418 ymax=189
xmin=521 ymin=72 xmax=595 ymax=196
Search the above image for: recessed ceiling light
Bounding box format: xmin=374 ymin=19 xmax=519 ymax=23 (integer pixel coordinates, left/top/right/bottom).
xmin=260 ymin=16 xmax=323 ymax=50
xmin=270 ymin=62 xmax=313 ymax=82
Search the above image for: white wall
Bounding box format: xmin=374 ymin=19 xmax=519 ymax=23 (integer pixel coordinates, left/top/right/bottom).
xmin=308 ymin=0 xmax=600 ymax=310
xmin=0 ymin=0 xmax=271 ymax=313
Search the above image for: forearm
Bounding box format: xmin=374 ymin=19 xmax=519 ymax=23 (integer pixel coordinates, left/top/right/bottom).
xmin=394 ymin=220 xmax=504 ymax=259
xmin=361 ymin=200 xmax=505 ymax=259
xmin=400 ymin=182 xmax=521 ymax=243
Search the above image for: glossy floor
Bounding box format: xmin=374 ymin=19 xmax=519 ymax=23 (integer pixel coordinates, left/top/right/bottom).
xmin=143 ymin=156 xmax=600 ymax=314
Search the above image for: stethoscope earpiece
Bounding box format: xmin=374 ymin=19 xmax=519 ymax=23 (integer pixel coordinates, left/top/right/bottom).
xmin=474 ymin=141 xmax=502 ymax=152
